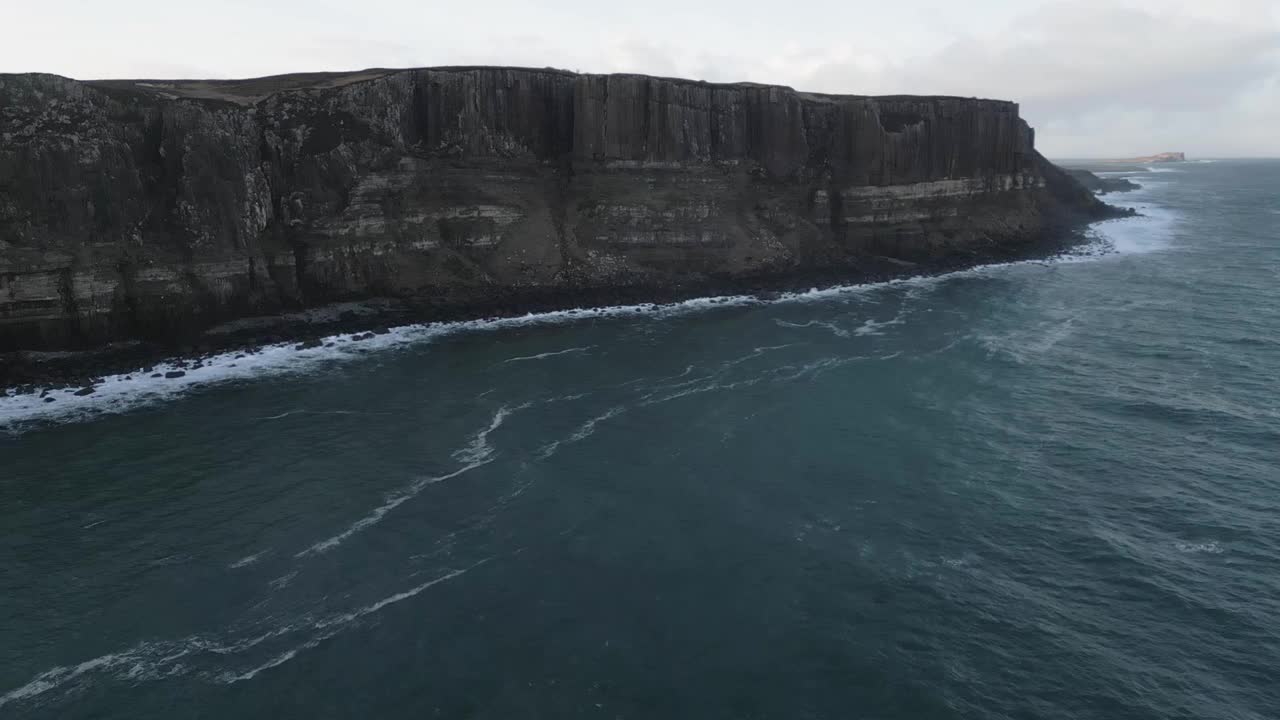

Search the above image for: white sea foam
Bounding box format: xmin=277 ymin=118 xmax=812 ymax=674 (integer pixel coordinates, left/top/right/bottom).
xmin=0 ymin=651 xmax=131 ymax=707
xmin=775 ymin=319 xmax=850 ymax=338
xmin=453 ymin=404 xmax=524 ymax=464
xmin=0 ymin=622 xmax=300 ymax=708
xmin=296 ymin=405 xmax=518 ymax=557
xmin=1085 ymin=202 xmax=1180 ymax=256
xmin=228 ymin=551 xmax=270 ymax=569
xmin=979 ymin=315 xmax=1079 ymax=364
xmin=256 ymin=409 xmax=377 ymax=421
xmin=537 ymin=405 xmax=628 ymax=459
xmin=501 ymin=346 xmax=593 ymax=363
xmin=0 ymin=177 xmax=1181 ymax=433
xmin=1174 ymin=541 xmax=1224 ymax=554
xmin=0 ymin=560 xmax=490 ymax=706
xmin=719 ymin=344 xmax=798 ymax=370
xmin=569 ymin=406 xmax=625 ymax=443
xmin=776 ymin=307 xmax=905 ymax=339
xmin=219 ymin=559 xmax=492 ymax=683
xmin=295 ymin=459 xmax=491 ymax=558
xmin=853 ymin=315 xmax=906 ymax=336
xmin=269 ymin=571 xmax=298 ymax=590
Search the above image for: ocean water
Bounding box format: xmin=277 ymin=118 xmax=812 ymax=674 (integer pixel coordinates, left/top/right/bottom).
xmin=2 ymin=160 xmax=1278 ymax=719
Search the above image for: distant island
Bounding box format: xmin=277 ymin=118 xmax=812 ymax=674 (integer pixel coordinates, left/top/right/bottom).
xmin=1107 ymin=152 xmax=1186 ymax=164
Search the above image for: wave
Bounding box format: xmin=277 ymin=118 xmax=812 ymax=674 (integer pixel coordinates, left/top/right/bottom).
xmin=0 ymin=181 xmax=1181 ymax=433
xmin=1083 ymin=196 xmax=1180 ymax=256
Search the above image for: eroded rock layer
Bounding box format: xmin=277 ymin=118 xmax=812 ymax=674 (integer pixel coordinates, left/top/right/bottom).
xmin=0 ymin=67 xmax=1106 ymax=350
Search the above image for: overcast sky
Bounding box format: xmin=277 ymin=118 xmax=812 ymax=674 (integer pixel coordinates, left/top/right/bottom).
xmin=5 ymin=0 xmax=1278 ymax=157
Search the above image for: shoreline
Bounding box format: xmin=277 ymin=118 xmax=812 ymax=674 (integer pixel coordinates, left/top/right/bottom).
xmin=0 ymin=219 xmax=1122 ymax=395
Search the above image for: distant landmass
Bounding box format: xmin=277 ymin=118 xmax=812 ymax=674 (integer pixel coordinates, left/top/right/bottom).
xmin=1107 ymin=152 xmax=1186 ymax=164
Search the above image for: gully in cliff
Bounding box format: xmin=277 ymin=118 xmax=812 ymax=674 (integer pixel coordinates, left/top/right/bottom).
xmin=0 ymin=66 xmax=1129 ymax=388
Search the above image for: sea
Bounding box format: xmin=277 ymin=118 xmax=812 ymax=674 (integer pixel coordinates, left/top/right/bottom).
xmin=1 ymin=159 xmax=1277 ymax=719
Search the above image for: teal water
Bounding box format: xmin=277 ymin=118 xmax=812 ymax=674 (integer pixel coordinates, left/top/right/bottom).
xmin=2 ymin=161 xmax=1278 ymax=718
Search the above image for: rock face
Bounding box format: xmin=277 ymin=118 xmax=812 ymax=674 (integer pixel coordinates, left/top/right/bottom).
xmin=1065 ymin=169 xmax=1141 ymax=194
xmin=0 ymin=66 xmax=1110 ymax=351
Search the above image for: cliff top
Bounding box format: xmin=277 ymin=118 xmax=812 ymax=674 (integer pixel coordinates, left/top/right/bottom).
xmin=3 ymin=66 xmax=1017 ymax=110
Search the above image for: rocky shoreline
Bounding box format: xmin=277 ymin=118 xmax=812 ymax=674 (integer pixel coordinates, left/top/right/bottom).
xmin=0 ymin=214 xmax=1128 ymax=395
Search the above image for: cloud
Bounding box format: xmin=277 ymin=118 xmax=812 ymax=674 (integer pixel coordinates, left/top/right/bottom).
xmin=3 ymin=0 xmax=1276 ymax=156
xmin=793 ymin=1 xmax=1280 ymax=156
xmin=526 ymin=1 xmax=1280 ymax=155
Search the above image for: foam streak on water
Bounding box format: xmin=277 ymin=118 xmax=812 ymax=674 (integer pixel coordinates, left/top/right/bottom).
xmin=295 ymin=406 xmax=519 ymax=557
xmin=0 ymin=559 xmax=492 ymax=708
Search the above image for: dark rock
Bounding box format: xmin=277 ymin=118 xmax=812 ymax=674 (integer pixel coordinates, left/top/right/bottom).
xmin=372 ymin=328 xmax=391 ymax=335
xmin=1064 ymin=169 xmax=1141 ymax=195
xmin=164 ymin=370 xmax=186 ymax=379
xmin=151 ymin=373 xmax=163 ymax=378
xmin=44 ymin=396 xmax=56 ymax=402
xmin=296 ymin=339 xmax=324 ymax=350
xmin=73 ymin=386 xmax=96 ymax=396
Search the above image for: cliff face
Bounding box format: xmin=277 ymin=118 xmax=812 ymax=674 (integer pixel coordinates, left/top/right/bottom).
xmin=1064 ymin=169 xmax=1141 ymax=194
xmin=0 ymin=67 xmax=1107 ymax=351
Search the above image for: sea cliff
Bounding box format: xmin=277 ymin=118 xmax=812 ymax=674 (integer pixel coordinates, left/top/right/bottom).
xmin=1 ymin=66 xmax=1115 ymax=359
